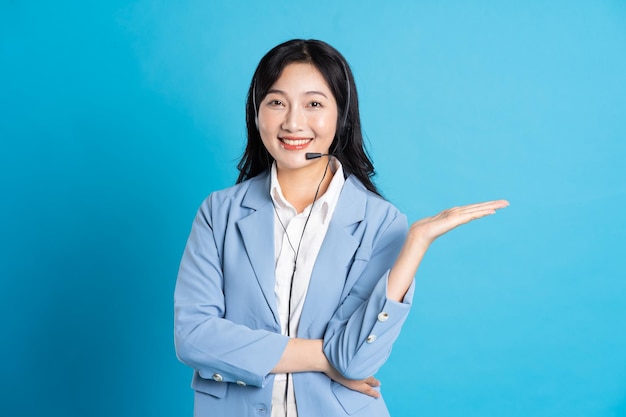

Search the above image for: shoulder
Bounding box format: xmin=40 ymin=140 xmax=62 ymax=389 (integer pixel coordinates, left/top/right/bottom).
xmin=335 ymin=175 xmax=407 ymax=249
xmin=343 ymin=175 xmax=404 ymax=222
xmin=197 ymin=171 xmax=271 ymax=222
xmin=209 ymin=171 xmax=269 ymax=203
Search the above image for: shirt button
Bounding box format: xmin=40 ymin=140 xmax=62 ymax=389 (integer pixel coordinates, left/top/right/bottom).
xmin=377 ymin=312 xmax=389 ymax=322
xmin=236 ymin=380 xmax=247 ymax=386
xmin=254 ymin=403 xmax=267 ymax=414
xmin=366 ymin=334 xmax=377 ymax=343
xmin=212 ymin=373 xmax=223 ymax=382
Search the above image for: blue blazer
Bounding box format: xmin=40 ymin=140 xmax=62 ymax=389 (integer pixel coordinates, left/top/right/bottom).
xmin=174 ymin=170 xmax=414 ymax=416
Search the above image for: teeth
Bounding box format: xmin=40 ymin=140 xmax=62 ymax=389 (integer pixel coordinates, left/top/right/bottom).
xmin=282 ymin=138 xmax=311 ymax=146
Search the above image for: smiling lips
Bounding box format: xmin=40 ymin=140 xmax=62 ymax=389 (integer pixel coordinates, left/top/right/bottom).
xmin=279 ymin=137 xmax=313 ymax=150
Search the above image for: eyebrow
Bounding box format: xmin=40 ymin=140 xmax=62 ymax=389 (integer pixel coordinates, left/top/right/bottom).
xmin=266 ymin=89 xmax=329 ymax=99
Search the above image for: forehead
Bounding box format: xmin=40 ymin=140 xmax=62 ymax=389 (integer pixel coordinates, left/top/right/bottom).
xmin=270 ymin=63 xmax=333 ymax=95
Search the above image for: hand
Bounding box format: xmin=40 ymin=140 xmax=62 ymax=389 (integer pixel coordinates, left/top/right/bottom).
xmin=324 ymin=366 xmax=381 ymax=399
xmin=387 ymin=199 xmax=509 ymax=302
xmin=408 ymin=200 xmax=510 ymax=247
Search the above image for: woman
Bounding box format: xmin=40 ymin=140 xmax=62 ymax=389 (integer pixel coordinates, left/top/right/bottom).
xmin=174 ymin=39 xmax=508 ymax=417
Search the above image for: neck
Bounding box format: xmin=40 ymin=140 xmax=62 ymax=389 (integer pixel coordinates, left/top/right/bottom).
xmin=276 ymin=159 xmax=333 ymax=213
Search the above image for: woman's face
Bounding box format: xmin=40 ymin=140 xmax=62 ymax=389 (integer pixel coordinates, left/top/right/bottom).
xmin=257 ymin=62 xmax=338 ymax=172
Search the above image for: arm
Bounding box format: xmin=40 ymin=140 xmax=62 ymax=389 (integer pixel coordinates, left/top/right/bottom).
xmin=272 ymin=338 xmax=381 ymax=398
xmin=174 ymin=198 xmax=289 ymax=388
xmin=387 ymin=200 xmax=510 ymax=302
xmin=175 ymin=196 xmax=381 ymax=396
xmin=324 ymin=200 xmax=510 ymax=379
xmin=323 ymin=211 xmax=411 ymax=380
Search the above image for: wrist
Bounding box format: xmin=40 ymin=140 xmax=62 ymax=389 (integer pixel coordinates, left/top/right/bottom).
xmin=405 ymin=226 xmax=432 ymax=253
xmin=313 ymin=340 xmax=331 ymax=373
xmin=292 ymin=338 xmax=329 ymax=373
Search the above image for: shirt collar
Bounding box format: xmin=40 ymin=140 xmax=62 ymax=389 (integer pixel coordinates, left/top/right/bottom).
xmin=270 ymin=158 xmax=345 ymax=225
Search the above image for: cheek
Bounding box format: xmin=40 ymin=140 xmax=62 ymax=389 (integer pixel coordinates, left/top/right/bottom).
xmin=257 ymin=114 xmax=277 ymax=140
xmin=257 ymin=122 xmax=274 ymax=150
xmin=256 ymin=113 xmax=269 ymax=133
xmin=259 ymin=131 xmax=276 ymax=154
xmin=311 ymin=114 xmax=338 ymax=137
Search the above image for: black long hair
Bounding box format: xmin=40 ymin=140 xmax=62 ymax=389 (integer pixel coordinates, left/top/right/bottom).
xmin=236 ymin=39 xmax=380 ymax=196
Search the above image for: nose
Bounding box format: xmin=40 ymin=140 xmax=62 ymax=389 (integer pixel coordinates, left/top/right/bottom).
xmin=281 ymin=105 xmax=305 ymax=132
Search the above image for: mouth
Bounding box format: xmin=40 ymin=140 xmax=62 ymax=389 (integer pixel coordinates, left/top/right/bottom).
xmin=279 ymin=137 xmax=313 ymax=150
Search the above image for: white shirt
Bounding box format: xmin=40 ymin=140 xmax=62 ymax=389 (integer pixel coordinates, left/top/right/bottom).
xmin=270 ymin=159 xmax=345 ymax=417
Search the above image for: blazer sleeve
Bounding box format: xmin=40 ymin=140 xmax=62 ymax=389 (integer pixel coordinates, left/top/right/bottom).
xmin=174 ymin=196 xmax=289 ymax=388
xmin=322 ymin=209 xmax=415 ymax=380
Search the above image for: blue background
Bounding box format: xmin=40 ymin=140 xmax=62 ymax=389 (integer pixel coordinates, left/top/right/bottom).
xmin=1 ymin=1 xmax=625 ymax=416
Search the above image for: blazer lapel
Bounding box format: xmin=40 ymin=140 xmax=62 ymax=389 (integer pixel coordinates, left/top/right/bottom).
xmin=236 ymin=172 xmax=281 ymax=326
xmin=298 ymin=176 xmax=366 ymax=337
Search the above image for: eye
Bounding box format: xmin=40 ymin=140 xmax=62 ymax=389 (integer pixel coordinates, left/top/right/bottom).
xmin=268 ymin=99 xmax=283 ymax=106
xmin=309 ymin=101 xmax=322 ymax=108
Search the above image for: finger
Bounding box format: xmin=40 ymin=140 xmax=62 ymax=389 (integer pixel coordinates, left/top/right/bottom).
xmin=360 ymin=384 xmax=381 ymax=399
xmin=473 ymin=199 xmax=509 ymax=207
xmin=468 ymin=200 xmax=509 ymax=212
xmin=447 ymin=200 xmax=510 ymax=213
xmin=452 ymin=208 xmax=501 ymax=224
xmin=444 ymin=202 xmax=509 ymax=220
xmin=365 ymin=376 xmax=381 ymax=387
xmin=432 ymin=207 xmax=494 ymax=224
xmin=429 ymin=208 xmax=501 ymax=235
xmin=464 ymin=199 xmax=509 ymax=207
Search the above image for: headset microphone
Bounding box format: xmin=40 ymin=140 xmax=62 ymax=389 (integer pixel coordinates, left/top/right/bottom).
xmin=305 ymin=153 xmax=332 ymax=160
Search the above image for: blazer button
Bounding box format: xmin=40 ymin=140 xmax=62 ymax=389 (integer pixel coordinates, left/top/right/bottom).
xmin=366 ymin=334 xmax=377 ymax=343
xmin=212 ymin=373 xmax=224 ymax=382
xmin=377 ymin=312 xmax=389 ymax=322
xmin=236 ymin=380 xmax=247 ymax=386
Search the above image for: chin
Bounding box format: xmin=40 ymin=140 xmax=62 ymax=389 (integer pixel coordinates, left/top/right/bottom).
xmin=274 ymin=154 xmax=319 ymax=170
